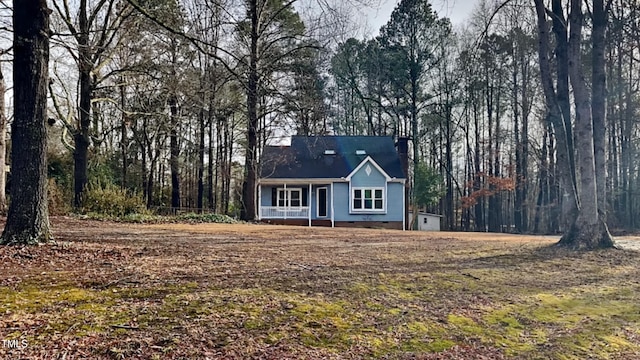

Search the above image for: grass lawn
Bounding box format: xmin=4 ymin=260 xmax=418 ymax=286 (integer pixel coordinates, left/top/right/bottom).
xmin=2 ymin=217 xmax=640 ymax=359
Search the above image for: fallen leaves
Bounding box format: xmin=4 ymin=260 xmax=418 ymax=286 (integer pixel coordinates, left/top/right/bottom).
xmin=1 ymin=217 xmax=640 ymax=359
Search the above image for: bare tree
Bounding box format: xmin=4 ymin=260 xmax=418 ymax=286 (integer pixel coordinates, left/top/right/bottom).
xmin=534 ymin=0 xmax=614 ymax=249
xmin=51 ymin=0 xmax=132 ymax=208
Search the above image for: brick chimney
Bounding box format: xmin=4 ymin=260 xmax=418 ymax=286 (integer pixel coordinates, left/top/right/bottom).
xmin=396 ymin=137 xmax=409 ymax=178
xmin=396 ymin=137 xmax=410 ymax=230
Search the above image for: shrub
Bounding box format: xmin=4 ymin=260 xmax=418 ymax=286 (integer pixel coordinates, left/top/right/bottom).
xmin=48 ymin=178 xmax=71 ymax=215
xmin=80 ymin=181 xmax=148 ymax=217
xmin=176 ymin=213 xmax=238 ymax=224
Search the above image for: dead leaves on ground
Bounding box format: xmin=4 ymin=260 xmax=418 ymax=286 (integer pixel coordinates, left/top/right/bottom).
xmin=1 ymin=218 xmax=640 ymax=359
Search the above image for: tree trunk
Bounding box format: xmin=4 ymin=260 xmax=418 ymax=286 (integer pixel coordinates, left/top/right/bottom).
xmin=197 ymin=108 xmax=205 ymax=211
xmin=1 ymin=0 xmax=51 ymax=245
xmin=120 ymin=79 xmax=127 ymax=189
xmin=520 ymin=49 xmax=530 ymax=232
xmin=558 ymin=0 xmax=613 ymax=249
xmin=534 ymin=0 xmax=579 ymax=231
xmin=551 ymin=0 xmax=575 ymax=187
xmin=444 ymin=103 xmax=454 ymax=230
xmin=0 ymin=66 xmax=8 ymax=214
xmin=215 ymin=113 xmax=223 ymax=212
xmin=208 ymin=110 xmax=215 ymax=210
xmin=534 ymin=126 xmax=549 ymax=233
xmin=169 ymin=94 xmax=180 ymax=209
xmin=548 ymin=124 xmax=559 ymax=233
xmin=74 ymin=0 xmax=91 ymax=209
xmin=513 ymin=48 xmax=523 ymax=233
xmin=473 ymin=98 xmax=484 ymax=231
xmin=591 ymin=0 xmax=608 ymax=218
xmin=225 ymin=117 xmax=234 ymax=214
xmin=242 ymin=0 xmax=259 ymax=221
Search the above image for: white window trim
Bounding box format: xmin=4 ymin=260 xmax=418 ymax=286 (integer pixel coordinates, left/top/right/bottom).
xmin=316 ymin=187 xmax=328 ymax=218
xmin=350 ymin=186 xmax=386 ymax=213
xmin=277 ymin=187 xmax=303 ymax=208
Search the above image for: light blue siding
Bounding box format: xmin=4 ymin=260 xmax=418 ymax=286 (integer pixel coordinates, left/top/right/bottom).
xmin=333 ymin=183 xmax=350 ymax=219
xmin=333 ymin=182 xmax=404 ymax=222
xmin=350 ymin=160 xmax=387 ymax=187
xmin=385 ymin=183 xmax=405 ymax=220
xmin=260 ymin=185 xmax=274 ymax=206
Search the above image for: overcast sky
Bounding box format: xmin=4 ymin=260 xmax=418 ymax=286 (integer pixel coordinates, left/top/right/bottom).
xmin=362 ymin=0 xmax=479 ymax=36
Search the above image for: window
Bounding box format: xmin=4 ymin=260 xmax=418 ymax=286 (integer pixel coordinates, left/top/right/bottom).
xmin=277 ymin=188 xmax=303 ymax=208
xmin=352 ymin=187 xmax=384 ymax=211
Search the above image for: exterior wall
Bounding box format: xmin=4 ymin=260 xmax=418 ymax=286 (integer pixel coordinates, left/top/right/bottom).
xmin=386 ymin=183 xmax=405 ymax=219
xmin=409 ymin=212 xmax=442 ymax=231
xmin=334 ymin=182 xmax=404 ymax=222
xmin=350 ymin=160 xmax=387 ymax=187
xmin=418 ymin=215 xmax=441 ymax=231
xmin=334 ymin=221 xmax=403 ymax=230
xmin=260 ymin=185 xmax=275 ymax=207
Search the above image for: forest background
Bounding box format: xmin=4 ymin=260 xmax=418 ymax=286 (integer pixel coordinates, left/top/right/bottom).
xmin=0 ymin=0 xmax=638 ymax=237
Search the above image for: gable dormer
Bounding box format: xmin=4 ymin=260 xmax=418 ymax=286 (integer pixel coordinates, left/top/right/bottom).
xmin=346 ymin=156 xmax=392 ymax=186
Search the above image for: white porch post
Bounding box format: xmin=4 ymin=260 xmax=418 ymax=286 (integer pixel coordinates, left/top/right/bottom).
xmin=330 ymin=182 xmax=335 ymax=228
xmin=308 ymin=183 xmax=312 ymax=227
xmin=283 ymin=183 xmax=287 ymax=220
xmin=257 ymin=182 xmax=262 ymax=220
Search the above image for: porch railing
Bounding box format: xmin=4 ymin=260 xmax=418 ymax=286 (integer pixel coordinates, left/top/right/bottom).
xmin=261 ymin=206 xmax=310 ymax=219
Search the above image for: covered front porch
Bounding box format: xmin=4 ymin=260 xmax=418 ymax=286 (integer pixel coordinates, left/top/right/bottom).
xmin=257 ymin=181 xmax=335 ymax=227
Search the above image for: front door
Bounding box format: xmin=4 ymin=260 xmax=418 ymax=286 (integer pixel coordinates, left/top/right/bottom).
xmin=317 ymin=187 xmax=328 ymax=217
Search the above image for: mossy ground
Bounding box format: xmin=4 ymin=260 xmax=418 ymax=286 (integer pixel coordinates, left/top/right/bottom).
xmin=1 ymin=217 xmax=640 ymax=359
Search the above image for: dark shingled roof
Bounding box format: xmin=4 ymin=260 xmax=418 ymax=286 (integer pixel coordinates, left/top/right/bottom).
xmin=260 ymin=136 xmax=406 ymax=179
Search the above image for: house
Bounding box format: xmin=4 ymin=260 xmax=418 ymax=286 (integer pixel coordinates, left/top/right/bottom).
xmin=258 ymin=136 xmax=407 ymax=230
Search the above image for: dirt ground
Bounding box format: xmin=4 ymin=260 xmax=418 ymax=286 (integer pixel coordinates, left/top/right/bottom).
xmin=2 ymin=217 xmax=640 ymax=359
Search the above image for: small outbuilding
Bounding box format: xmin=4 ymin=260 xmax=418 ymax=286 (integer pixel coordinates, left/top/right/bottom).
xmin=409 ymin=211 xmax=442 ymax=231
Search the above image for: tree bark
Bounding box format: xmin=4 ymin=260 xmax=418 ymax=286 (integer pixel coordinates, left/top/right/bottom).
xmin=534 ymin=0 xmax=579 ymax=231
xmin=169 ymin=94 xmax=180 ymax=209
xmin=473 ymin=97 xmax=484 ymax=231
xmin=197 ymin=108 xmax=205 ymax=211
xmin=534 ymin=125 xmax=549 ymax=233
xmin=241 ymin=0 xmax=259 ymax=221
xmin=1 ymin=0 xmax=51 ymax=245
xmin=513 ymin=44 xmax=523 ymax=233
xmin=0 ymin=66 xmax=8 ymax=214
xmin=591 ymin=0 xmax=608 ymax=218
xmin=120 ymin=79 xmax=127 ymax=190
xmin=74 ymin=0 xmax=92 ymax=209
xmin=558 ymin=0 xmax=613 ymax=249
